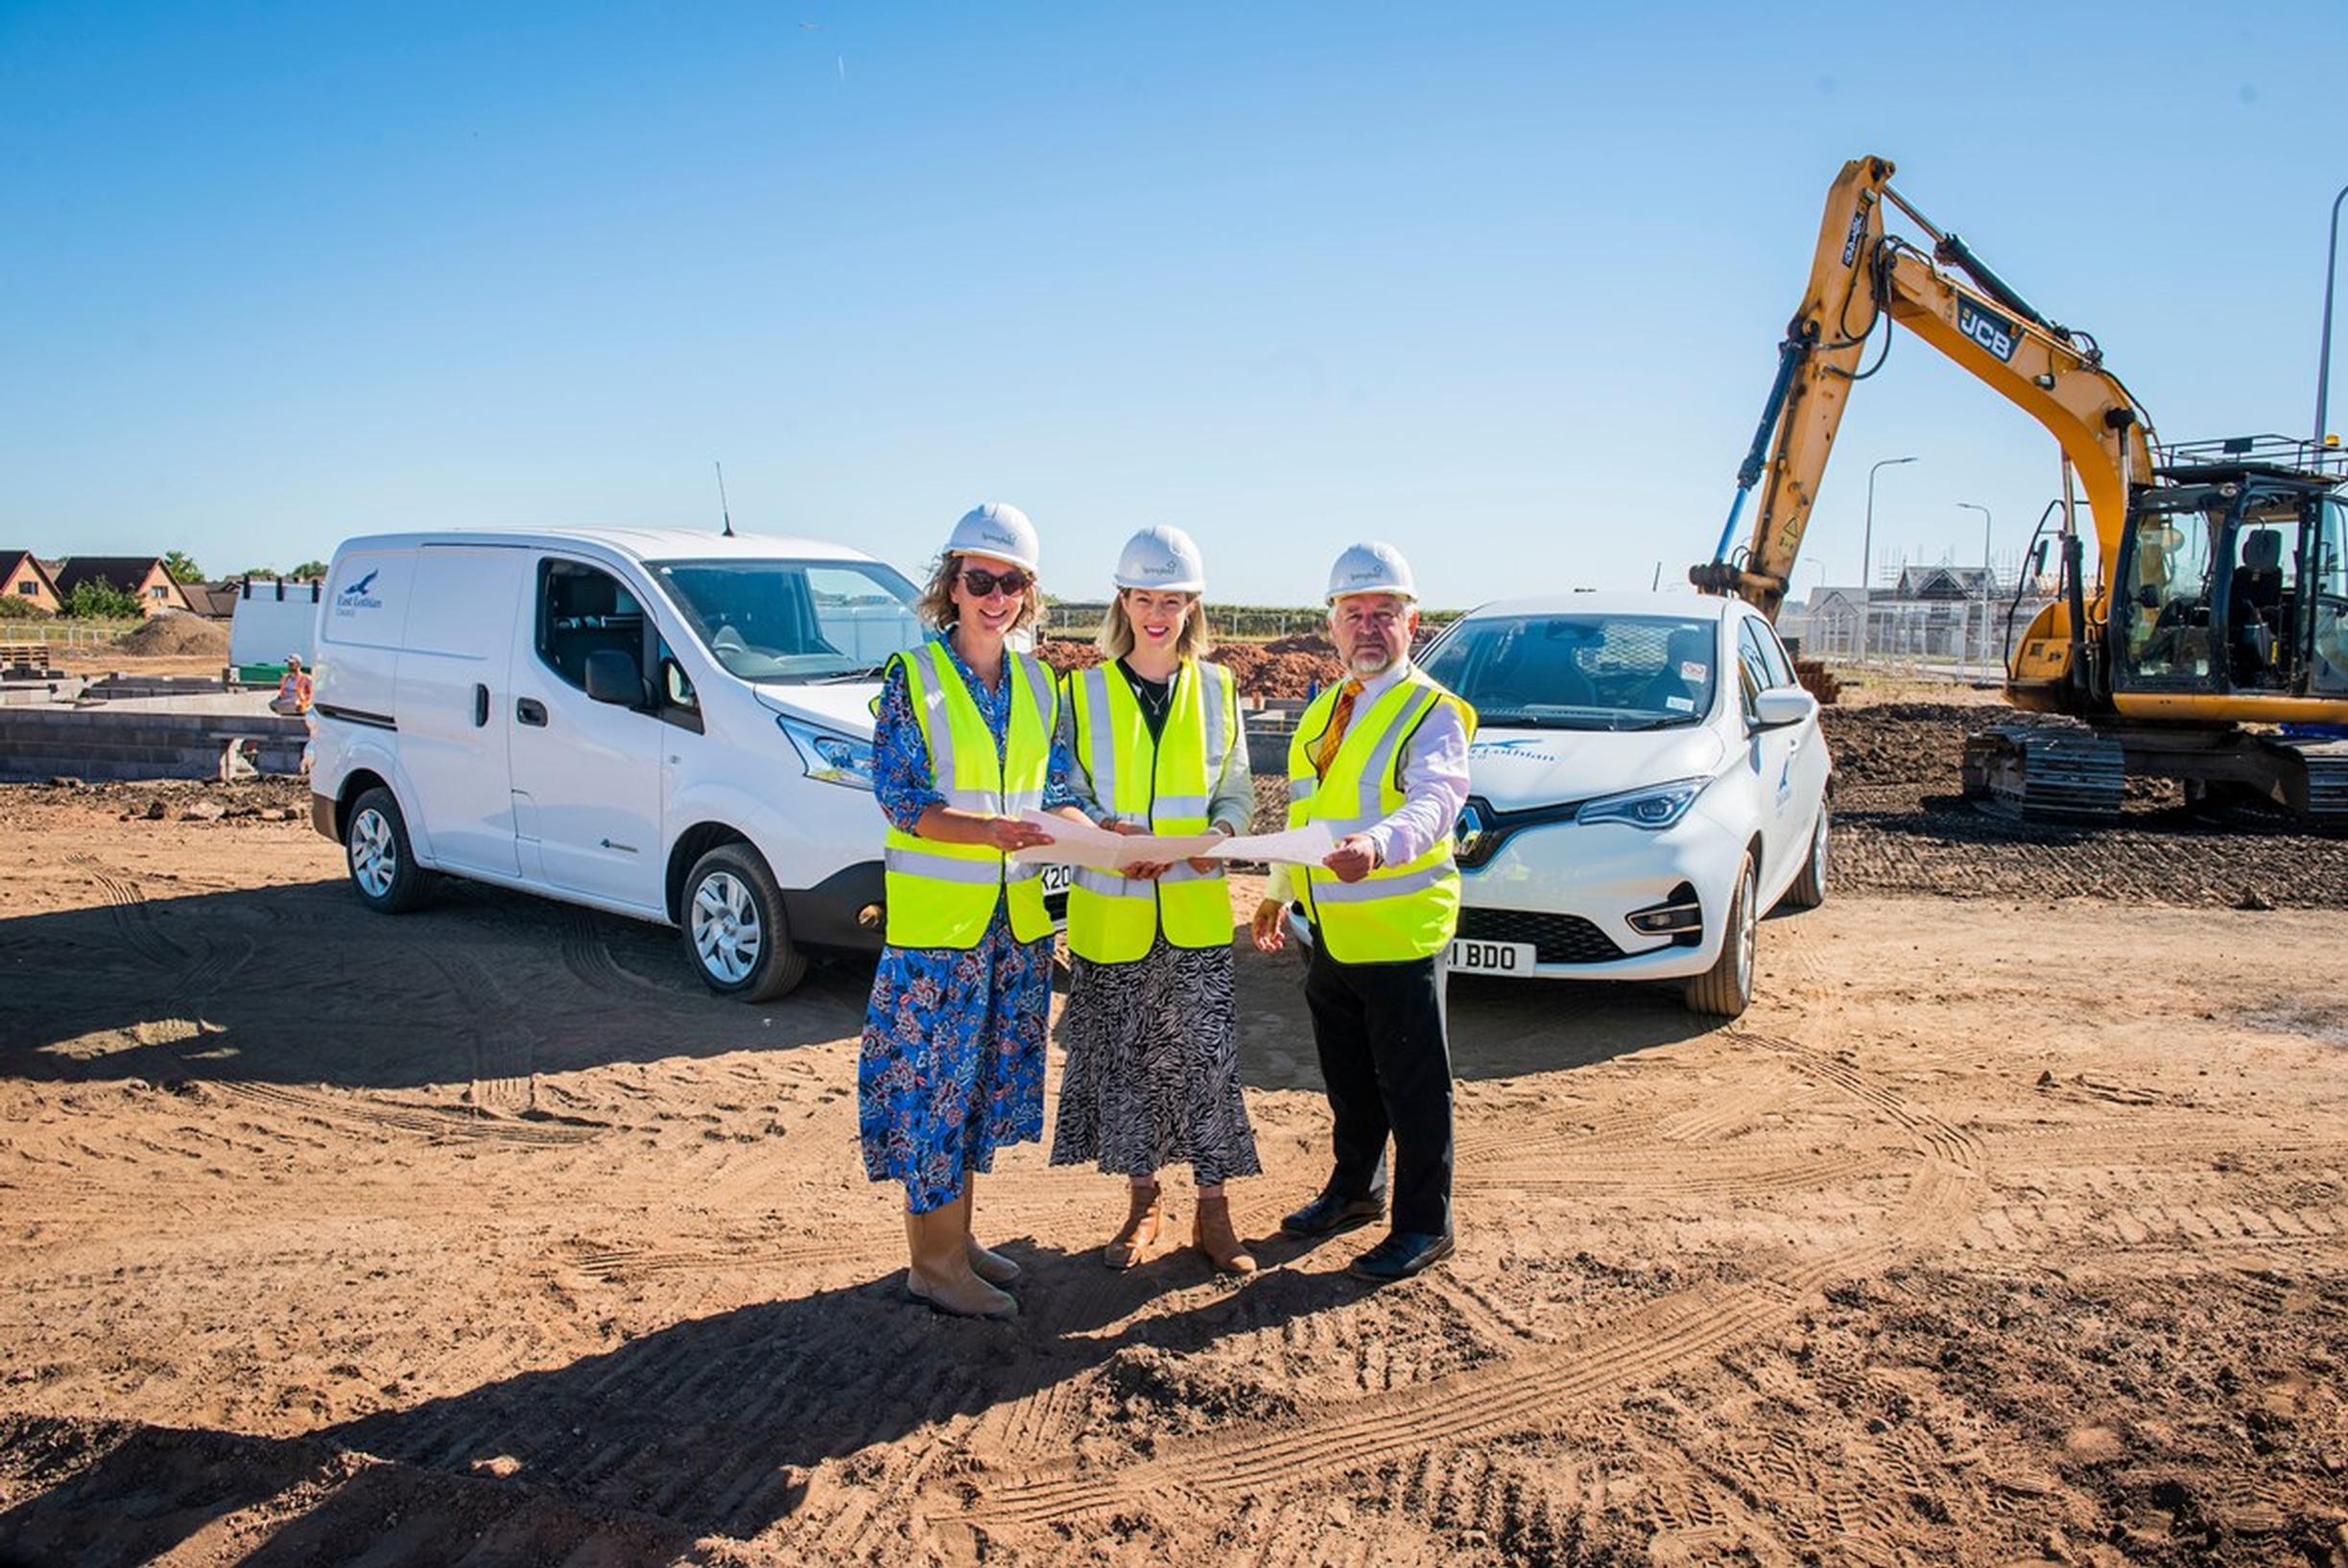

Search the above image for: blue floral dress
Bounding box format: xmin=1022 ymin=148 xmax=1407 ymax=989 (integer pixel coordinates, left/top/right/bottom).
xmin=859 ymin=637 xmax=1087 ymax=1214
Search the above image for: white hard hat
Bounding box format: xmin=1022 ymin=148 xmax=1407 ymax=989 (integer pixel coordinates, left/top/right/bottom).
xmin=944 ymin=502 xmax=1040 ymax=572
xmin=1112 ymin=524 xmax=1206 ymax=594
xmin=1325 ymin=540 xmax=1417 ymax=603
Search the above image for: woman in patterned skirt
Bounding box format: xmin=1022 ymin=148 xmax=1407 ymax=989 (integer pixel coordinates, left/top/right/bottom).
xmin=860 ymin=502 xmax=1089 ymax=1321
xmin=1051 ymin=524 xmax=1262 ymax=1273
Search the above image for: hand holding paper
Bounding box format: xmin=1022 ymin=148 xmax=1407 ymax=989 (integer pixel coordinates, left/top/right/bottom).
xmin=1008 ymin=811 xmax=1337 ymax=869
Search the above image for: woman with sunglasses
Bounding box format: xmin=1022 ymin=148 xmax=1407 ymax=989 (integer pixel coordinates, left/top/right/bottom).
xmin=861 ymin=502 xmax=1087 ymax=1321
xmin=1050 ymin=524 xmax=1261 ymax=1274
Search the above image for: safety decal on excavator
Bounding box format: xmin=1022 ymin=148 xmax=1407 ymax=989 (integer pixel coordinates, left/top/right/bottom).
xmin=1840 ymin=194 xmax=1872 ymax=267
xmin=1957 ymin=299 xmax=2019 ymax=363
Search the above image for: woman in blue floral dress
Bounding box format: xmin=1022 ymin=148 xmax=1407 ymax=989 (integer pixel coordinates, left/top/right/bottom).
xmin=860 ymin=502 xmax=1094 ymax=1321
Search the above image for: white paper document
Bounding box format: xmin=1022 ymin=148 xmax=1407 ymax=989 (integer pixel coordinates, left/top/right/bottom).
xmin=1008 ymin=812 xmax=1336 ymax=869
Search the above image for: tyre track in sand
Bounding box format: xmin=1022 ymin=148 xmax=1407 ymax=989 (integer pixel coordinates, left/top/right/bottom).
xmin=208 ymin=1081 xmax=602 ymax=1147
xmin=955 ymin=1028 xmax=1986 ymax=1528
xmin=62 ymin=855 xmax=256 ymax=1021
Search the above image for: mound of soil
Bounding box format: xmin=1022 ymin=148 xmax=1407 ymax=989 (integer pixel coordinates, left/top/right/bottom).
xmin=1032 ymin=636 xmax=1346 ymax=701
xmin=1032 ymin=637 xmax=1105 ymax=675
xmin=114 ymin=614 xmax=229 ymax=657
xmin=1216 ymin=643 xmax=1344 ymax=700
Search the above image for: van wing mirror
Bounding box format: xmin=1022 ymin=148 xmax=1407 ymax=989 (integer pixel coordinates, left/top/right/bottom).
xmin=584 ymin=649 xmax=647 ymax=707
xmin=1750 ymin=688 xmax=1817 ymax=729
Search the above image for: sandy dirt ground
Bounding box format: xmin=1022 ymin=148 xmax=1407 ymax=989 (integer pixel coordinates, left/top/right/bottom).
xmin=2 ymin=725 xmax=2346 ymax=1567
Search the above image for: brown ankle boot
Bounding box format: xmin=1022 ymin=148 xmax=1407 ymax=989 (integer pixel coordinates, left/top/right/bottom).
xmin=961 ymin=1179 xmax=1021 ymax=1285
xmin=1103 ymin=1181 xmax=1163 ymax=1270
xmin=1192 ymin=1193 xmax=1257 ymax=1274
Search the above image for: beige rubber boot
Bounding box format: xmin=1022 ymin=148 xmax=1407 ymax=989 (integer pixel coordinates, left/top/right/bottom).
xmin=906 ymin=1205 xmax=1016 ymax=1321
xmin=962 ymin=1176 xmax=1022 ymax=1286
xmin=1103 ymin=1181 xmax=1164 ymax=1270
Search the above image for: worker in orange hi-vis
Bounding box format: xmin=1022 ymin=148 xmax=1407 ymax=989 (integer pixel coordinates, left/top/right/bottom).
xmin=272 ymin=654 xmax=314 ymax=716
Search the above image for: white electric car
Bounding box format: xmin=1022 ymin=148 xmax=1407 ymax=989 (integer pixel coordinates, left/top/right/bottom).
xmin=1414 ymin=592 xmax=1832 ymax=1017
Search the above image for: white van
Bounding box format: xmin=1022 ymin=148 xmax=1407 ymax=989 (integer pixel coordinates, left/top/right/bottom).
xmin=308 ymin=528 xmax=960 ymax=1000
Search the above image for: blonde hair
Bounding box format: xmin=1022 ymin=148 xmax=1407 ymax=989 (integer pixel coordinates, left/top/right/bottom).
xmin=915 ymin=553 xmax=1045 ymax=636
xmin=1098 ymin=588 xmax=1213 ymax=661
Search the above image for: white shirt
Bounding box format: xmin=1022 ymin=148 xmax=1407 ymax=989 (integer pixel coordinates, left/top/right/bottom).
xmin=1266 ymin=656 xmax=1472 ymax=904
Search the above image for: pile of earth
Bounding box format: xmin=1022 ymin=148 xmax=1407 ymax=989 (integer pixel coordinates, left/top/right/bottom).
xmin=113 ymin=613 xmax=229 ymax=657
xmin=1818 ymin=702 xmax=2348 ymax=907
xmin=1032 ymin=636 xmax=1346 ymax=701
xmin=1032 ymin=637 xmax=1105 ymax=676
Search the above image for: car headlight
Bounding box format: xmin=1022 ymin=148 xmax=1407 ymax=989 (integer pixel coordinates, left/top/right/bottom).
xmin=777 ymin=716 xmax=878 ymax=790
xmin=1576 ymin=776 xmax=1708 ymax=830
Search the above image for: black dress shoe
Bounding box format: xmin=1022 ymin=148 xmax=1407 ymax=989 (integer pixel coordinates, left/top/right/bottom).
xmin=1348 ymin=1229 xmax=1455 ymax=1282
xmin=1279 ymin=1190 xmax=1386 ymax=1238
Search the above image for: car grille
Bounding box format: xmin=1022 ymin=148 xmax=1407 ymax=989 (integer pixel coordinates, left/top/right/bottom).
xmin=1457 ymin=906 xmax=1625 ymax=964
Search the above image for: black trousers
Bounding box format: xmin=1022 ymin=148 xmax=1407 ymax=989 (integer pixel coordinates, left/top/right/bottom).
xmin=1303 ymin=935 xmax=1455 ymax=1235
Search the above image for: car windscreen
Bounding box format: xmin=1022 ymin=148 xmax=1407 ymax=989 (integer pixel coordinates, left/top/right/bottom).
xmin=1418 ymin=612 xmax=1719 ymax=729
xmin=650 ymin=558 xmax=926 ymax=682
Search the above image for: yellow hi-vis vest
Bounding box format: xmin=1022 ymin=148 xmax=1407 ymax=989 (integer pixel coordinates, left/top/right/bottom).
xmin=882 ymin=640 xmax=1059 ymax=950
xmin=1286 ymin=669 xmax=1476 ymax=963
xmin=1065 ymin=658 xmax=1240 ymax=962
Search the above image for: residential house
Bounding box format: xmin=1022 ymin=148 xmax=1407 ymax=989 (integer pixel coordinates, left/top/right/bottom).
xmin=1 ymin=550 xmax=62 ymax=613
xmin=51 ymin=557 xmax=194 ymax=618
xmin=183 ymin=581 xmax=244 ymax=620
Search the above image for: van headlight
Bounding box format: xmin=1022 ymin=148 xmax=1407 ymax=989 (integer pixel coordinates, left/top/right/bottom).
xmin=777 ymin=716 xmax=878 ymax=790
xmin=1577 ymin=776 xmax=1707 ymax=830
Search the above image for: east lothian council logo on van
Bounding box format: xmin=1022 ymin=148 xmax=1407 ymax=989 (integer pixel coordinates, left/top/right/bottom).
xmin=334 ymin=569 xmax=385 ymax=614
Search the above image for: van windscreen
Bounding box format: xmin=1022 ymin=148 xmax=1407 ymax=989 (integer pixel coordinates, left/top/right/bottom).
xmin=652 ymin=559 xmax=926 ymax=682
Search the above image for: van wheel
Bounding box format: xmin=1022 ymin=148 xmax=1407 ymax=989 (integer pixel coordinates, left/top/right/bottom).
xmin=682 ymin=843 xmax=808 ymax=1003
xmin=1685 ymin=853 xmax=1756 ymax=1018
xmin=345 ymin=786 xmax=431 ymax=914
xmin=1780 ymin=804 xmax=1829 ymax=911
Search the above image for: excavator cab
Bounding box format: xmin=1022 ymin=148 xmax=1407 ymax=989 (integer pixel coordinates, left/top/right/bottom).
xmin=2112 ymin=444 xmax=2348 ymax=704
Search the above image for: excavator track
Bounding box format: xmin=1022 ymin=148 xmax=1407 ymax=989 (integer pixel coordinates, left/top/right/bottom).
xmin=1961 ymin=724 xmax=2126 ymax=821
xmin=2262 ymin=736 xmax=2348 ymax=824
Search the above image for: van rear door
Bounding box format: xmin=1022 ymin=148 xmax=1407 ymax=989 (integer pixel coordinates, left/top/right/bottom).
xmin=394 ymin=545 xmax=529 ymax=876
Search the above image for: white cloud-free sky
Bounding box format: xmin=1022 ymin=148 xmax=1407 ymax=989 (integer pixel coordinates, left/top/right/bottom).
xmin=5 ymin=1 xmax=2342 ymax=605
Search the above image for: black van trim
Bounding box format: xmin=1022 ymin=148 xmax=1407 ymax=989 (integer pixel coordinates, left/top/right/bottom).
xmin=315 ymin=703 xmax=397 ymax=731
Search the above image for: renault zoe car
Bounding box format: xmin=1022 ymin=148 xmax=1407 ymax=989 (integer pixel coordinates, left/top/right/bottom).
xmin=1415 ymin=592 xmax=1832 ymax=1017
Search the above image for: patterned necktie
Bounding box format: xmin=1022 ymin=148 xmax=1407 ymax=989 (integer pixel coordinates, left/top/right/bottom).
xmin=1311 ymin=678 xmax=1364 ymax=777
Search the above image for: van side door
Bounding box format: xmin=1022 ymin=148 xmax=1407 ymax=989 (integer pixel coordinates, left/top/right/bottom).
xmin=392 ymin=545 xmax=528 ymax=876
xmin=506 ymin=556 xmax=666 ymax=913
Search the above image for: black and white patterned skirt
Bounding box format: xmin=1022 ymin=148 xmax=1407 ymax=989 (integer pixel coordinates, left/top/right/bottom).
xmin=1050 ymin=937 xmax=1261 ymax=1185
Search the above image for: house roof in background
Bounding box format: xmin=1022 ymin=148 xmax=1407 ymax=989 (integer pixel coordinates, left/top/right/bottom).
xmin=52 ymin=556 xmax=173 ymax=594
xmin=0 ymin=551 xmax=62 ymax=595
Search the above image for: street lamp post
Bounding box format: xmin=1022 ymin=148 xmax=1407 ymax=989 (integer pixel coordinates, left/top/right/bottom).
xmin=2316 ymin=181 xmax=2348 ymax=451
xmin=1957 ymin=502 xmax=1992 ymax=677
xmin=1860 ymin=456 xmax=1918 ymax=663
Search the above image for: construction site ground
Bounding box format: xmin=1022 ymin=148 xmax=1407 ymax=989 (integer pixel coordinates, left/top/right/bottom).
xmin=2 ymin=696 xmax=2345 ymax=1567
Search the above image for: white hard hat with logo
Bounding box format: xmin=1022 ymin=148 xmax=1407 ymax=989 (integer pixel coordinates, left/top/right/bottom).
xmin=1325 ymin=540 xmax=1417 ymax=603
xmin=1112 ymin=524 xmax=1206 ymax=594
xmin=944 ymin=502 xmax=1040 ymax=572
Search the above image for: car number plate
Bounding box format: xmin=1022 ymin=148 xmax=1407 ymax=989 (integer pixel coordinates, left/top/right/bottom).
xmin=1448 ymin=938 xmax=1532 ymax=974
xmin=1037 ymin=863 xmax=1074 ymax=896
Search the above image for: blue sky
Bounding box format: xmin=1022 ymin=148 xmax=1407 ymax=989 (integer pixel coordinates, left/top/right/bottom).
xmin=4 ymin=1 xmax=2342 ymax=607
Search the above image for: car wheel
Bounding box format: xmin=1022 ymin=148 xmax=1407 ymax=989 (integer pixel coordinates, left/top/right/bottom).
xmin=345 ymin=786 xmax=432 ymax=914
xmin=681 ymin=843 xmax=809 ymax=1003
xmin=1780 ymin=803 xmax=1829 ymax=911
xmin=1685 ymin=851 xmax=1756 ymax=1018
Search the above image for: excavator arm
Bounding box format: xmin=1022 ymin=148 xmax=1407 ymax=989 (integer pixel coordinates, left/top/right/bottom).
xmin=1693 ymin=155 xmax=2155 ymax=658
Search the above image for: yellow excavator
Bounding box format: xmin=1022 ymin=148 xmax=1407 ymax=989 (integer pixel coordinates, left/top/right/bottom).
xmin=1693 ymin=154 xmax=2348 ymax=821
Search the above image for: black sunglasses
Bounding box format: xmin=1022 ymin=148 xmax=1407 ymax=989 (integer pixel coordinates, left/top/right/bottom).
xmin=959 ymin=566 xmax=1032 ymax=598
